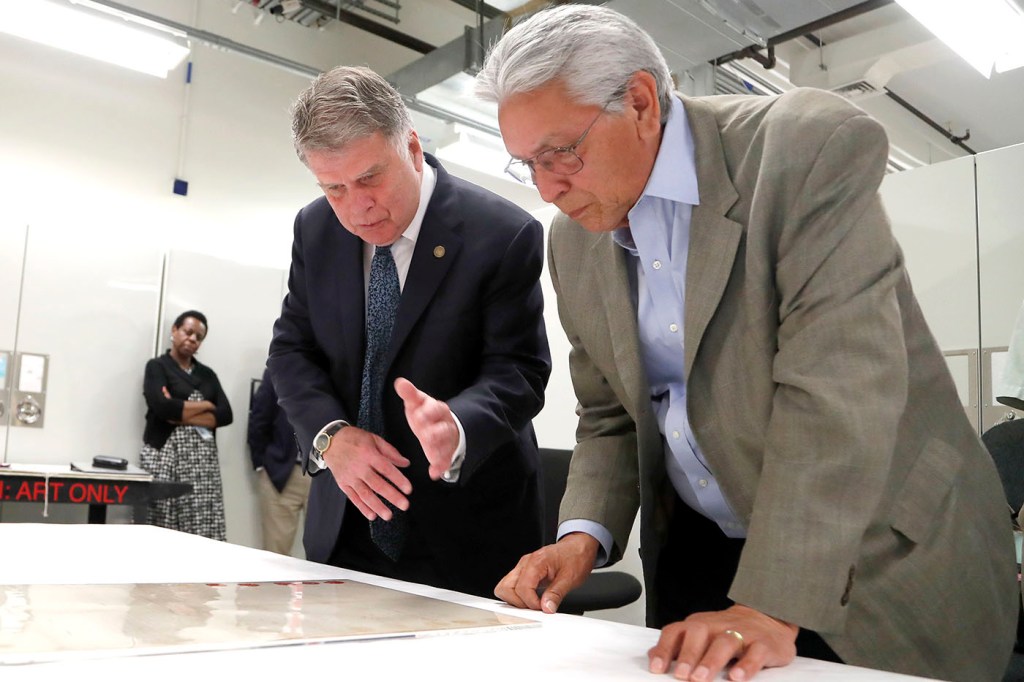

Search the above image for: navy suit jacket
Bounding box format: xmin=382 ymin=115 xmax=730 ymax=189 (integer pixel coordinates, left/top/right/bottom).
xmin=268 ymin=155 xmax=550 ymax=597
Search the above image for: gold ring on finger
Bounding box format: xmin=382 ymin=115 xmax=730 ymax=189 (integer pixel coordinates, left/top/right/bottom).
xmin=723 ymin=629 xmax=745 ymax=650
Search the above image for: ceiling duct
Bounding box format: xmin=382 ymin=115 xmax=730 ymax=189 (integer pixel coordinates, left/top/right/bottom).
xmin=386 ymin=15 xmax=507 ymax=135
xmin=788 ymin=15 xmax=951 ymax=100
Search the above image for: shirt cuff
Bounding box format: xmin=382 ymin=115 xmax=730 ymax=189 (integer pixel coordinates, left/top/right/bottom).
xmin=439 ymin=413 xmax=467 ymax=484
xmin=557 ymin=520 xmax=613 ymax=568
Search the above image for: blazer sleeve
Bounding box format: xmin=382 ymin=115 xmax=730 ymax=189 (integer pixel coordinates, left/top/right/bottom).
xmin=267 ymin=210 xmax=350 ymax=461
xmin=247 ymin=372 xmax=276 ymax=469
xmin=142 ymin=357 xmax=183 ymax=423
xmin=728 ymin=111 xmax=907 ymax=633
xmin=545 ymin=225 xmax=642 ymax=562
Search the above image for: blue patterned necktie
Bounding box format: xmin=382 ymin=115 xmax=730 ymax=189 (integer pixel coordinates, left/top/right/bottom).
xmin=359 ymin=244 xmax=407 ymax=561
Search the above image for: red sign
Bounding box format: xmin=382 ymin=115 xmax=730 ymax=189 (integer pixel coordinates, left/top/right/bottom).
xmin=0 ymin=479 xmax=130 ymax=505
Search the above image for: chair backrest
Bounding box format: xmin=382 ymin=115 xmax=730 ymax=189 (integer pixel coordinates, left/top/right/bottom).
xmin=982 ymin=418 xmax=1024 ymax=517
xmin=538 ymin=448 xmax=573 ymax=546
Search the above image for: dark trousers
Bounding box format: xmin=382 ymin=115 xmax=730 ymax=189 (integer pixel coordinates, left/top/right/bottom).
xmin=654 ymin=498 xmax=842 ymax=664
xmin=328 ymin=501 xmax=446 ymax=591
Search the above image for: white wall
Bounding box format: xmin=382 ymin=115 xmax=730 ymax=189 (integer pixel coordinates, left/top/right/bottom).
xmin=879 ymin=156 xmax=980 ymax=428
xmin=881 ymin=143 xmax=1024 ymax=431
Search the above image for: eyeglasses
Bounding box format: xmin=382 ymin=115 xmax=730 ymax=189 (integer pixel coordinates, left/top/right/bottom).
xmin=504 ymin=107 xmax=606 ymax=185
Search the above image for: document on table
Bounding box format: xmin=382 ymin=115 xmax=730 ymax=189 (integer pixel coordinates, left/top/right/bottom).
xmin=0 ymin=580 xmax=538 ymax=664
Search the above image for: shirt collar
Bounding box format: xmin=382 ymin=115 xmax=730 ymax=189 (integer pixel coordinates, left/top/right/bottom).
xmin=640 ymin=95 xmax=698 ymax=205
xmin=398 ymin=159 xmax=436 ymax=248
xmin=613 ymin=96 xmax=698 ymax=251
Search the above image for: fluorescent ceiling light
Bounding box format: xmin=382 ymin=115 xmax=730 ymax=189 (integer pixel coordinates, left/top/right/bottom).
xmin=435 ymin=124 xmax=513 ymax=181
xmin=485 ymin=0 xmax=534 ymax=11
xmin=896 ymin=0 xmax=1024 ymax=77
xmin=2 ymin=0 xmax=190 ymax=78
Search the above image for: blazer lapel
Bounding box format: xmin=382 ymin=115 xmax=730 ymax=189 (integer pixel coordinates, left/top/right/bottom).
xmin=591 ymin=234 xmax=648 ymax=416
xmin=387 ymin=158 xmax=460 ymax=365
xmin=681 ymin=96 xmax=744 ymax=379
xmin=327 ymin=222 xmax=367 ymax=375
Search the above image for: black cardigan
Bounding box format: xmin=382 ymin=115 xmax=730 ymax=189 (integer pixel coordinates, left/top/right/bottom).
xmin=142 ymin=352 xmax=233 ymax=450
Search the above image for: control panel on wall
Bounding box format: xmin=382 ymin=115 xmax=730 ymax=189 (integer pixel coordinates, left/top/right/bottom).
xmin=0 ymin=351 xmax=49 ymax=429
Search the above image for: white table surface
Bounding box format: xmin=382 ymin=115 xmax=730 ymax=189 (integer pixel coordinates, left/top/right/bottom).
xmin=0 ymin=524 xmax=932 ymax=681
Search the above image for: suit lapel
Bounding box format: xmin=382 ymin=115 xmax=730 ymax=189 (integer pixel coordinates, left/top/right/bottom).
xmin=327 ymin=222 xmax=366 ymax=376
xmin=590 ymin=235 xmax=648 ymax=415
xmin=387 ymin=158 xmax=461 ymax=365
xmin=681 ymin=97 xmax=744 ymax=379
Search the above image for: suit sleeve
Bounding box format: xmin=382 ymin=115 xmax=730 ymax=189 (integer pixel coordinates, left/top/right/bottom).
xmin=546 ymin=222 xmax=642 ymax=563
xmin=446 ymin=217 xmax=552 ymax=482
xmin=267 ymin=210 xmax=349 ymax=464
xmin=247 ymin=373 xmax=275 ymax=469
xmin=728 ymin=112 xmax=908 ymax=634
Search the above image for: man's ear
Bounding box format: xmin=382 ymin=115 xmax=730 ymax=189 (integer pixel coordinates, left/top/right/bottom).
xmin=409 ymin=130 xmax=424 ymax=171
xmin=626 ymin=70 xmax=662 ymax=140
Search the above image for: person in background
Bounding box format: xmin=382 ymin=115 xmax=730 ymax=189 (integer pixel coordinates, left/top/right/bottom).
xmin=248 ymin=367 xmax=310 ymax=555
xmin=267 ymin=66 xmax=551 ymax=599
xmin=476 ymin=5 xmax=1016 ymax=682
xmin=141 ymin=310 xmax=233 ymax=541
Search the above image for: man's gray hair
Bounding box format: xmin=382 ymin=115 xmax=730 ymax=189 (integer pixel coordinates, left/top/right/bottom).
xmin=475 ymin=5 xmax=673 ymax=124
xmin=291 ymin=65 xmax=413 ymax=163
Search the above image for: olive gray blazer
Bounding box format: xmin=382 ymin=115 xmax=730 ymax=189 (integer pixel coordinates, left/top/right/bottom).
xmin=549 ymin=89 xmax=1016 ymax=681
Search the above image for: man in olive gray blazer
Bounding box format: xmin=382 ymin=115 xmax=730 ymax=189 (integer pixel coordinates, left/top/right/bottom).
xmin=478 ymin=6 xmax=1016 ymax=682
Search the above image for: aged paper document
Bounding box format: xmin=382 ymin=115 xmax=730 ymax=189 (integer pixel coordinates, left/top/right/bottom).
xmin=0 ymin=580 xmax=537 ymax=664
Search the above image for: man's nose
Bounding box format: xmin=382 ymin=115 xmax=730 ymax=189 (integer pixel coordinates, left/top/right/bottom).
xmin=354 ymin=193 xmax=376 ymax=213
xmin=534 ymin=169 xmax=568 ymax=203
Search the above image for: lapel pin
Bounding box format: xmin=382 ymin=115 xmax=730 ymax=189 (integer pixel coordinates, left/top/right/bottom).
xmin=433 ymin=246 xmax=445 ymax=258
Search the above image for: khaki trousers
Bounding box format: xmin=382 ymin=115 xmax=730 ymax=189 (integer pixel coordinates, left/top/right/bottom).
xmin=256 ymin=465 xmax=311 ymax=556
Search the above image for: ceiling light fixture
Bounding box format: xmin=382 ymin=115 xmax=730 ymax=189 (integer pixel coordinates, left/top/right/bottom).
xmin=895 ymin=0 xmax=1024 ymax=77
xmin=1 ymin=0 xmax=190 ymax=78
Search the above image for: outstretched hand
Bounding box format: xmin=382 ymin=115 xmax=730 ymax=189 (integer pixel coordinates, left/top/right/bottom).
xmin=324 ymin=425 xmax=411 ymax=521
xmin=494 ymin=533 xmax=599 ymax=613
xmin=394 ymin=377 xmax=460 ymax=480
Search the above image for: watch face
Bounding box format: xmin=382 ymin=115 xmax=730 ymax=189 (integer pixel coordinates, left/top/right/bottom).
xmin=313 ymin=432 xmax=331 ymax=454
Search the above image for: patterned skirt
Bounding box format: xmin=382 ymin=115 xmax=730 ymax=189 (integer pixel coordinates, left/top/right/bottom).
xmin=140 ymin=390 xmax=227 ymax=541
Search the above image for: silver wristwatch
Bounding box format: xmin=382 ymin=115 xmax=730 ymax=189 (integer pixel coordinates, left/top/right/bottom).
xmin=309 ymin=420 xmax=348 ymax=471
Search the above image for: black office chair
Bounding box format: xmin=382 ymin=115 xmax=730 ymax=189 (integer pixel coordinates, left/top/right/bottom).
xmin=980 ymin=419 xmax=1024 ymax=682
xmin=983 ymin=418 xmax=1024 ymax=519
xmin=538 ymin=447 xmax=643 ymax=616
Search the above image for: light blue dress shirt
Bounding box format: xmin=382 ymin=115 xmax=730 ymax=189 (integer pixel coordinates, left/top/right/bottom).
xmin=558 ymin=97 xmax=745 ymax=566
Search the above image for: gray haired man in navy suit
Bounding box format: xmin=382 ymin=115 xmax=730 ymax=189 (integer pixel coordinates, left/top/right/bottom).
xmin=268 ymin=66 xmax=551 ymax=599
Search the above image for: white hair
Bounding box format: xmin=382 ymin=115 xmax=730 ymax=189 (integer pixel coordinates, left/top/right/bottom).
xmin=475 ymin=4 xmax=673 ymax=124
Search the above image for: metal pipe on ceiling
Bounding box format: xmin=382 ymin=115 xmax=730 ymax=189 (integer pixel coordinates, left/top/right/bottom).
xmin=884 ymin=90 xmax=977 ymax=154
xmin=87 ymin=0 xmax=326 ymax=78
xmin=711 ymin=0 xmax=894 ymax=67
xmin=296 ymin=0 xmax=436 ymax=53
xmin=706 ymin=0 xmax=976 ymax=156
xmin=80 ymin=0 xmax=505 ymax=137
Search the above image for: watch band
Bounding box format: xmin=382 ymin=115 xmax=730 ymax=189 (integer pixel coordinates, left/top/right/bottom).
xmin=308 ymin=419 xmax=348 ymax=472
